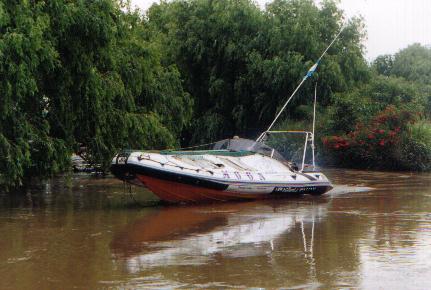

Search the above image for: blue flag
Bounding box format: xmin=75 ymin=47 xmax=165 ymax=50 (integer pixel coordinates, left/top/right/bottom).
xmin=304 ymin=60 xmax=320 ymax=80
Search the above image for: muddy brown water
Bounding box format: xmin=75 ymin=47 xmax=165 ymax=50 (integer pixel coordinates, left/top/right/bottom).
xmin=0 ymin=169 xmax=430 ymax=289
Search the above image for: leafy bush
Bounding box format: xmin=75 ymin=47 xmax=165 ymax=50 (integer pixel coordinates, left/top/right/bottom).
xmin=400 ymin=121 xmax=431 ymax=171
xmin=327 ymin=75 xmax=426 ymax=134
xmin=322 ymin=106 xmax=431 ymax=171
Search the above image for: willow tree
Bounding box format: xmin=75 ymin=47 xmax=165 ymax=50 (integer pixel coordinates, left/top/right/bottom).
xmin=0 ymin=0 xmax=192 ymax=190
xmin=146 ymin=0 xmax=369 ymax=143
xmin=0 ymin=1 xmax=70 ymax=190
xmin=43 ymin=0 xmax=192 ymax=168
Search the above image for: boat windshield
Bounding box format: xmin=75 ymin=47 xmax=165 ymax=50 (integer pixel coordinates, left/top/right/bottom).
xmin=213 ymin=138 xmax=286 ymax=161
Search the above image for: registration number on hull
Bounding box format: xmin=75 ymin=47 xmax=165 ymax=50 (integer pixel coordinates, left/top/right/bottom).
xmin=272 ymin=186 xmax=317 ymax=194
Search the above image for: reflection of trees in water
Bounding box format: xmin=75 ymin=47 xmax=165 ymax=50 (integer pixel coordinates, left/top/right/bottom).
xmin=0 ymin=176 xmax=157 ymax=211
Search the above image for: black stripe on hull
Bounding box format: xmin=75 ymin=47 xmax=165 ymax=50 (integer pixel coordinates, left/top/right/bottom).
xmin=110 ymin=163 xmax=229 ymax=191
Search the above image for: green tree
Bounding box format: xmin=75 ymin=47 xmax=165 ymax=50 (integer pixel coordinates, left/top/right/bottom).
xmin=372 ymin=54 xmax=393 ymax=76
xmin=0 ymin=0 xmax=192 ymax=190
xmin=0 ymin=1 xmax=69 ymax=190
xmin=390 ymin=43 xmax=431 ymax=85
xmin=373 ymin=44 xmax=431 ymax=117
xmin=43 ymin=0 xmax=192 ymax=168
xmin=327 ymin=75 xmax=427 ymax=134
xmin=146 ymin=0 xmax=369 ymax=144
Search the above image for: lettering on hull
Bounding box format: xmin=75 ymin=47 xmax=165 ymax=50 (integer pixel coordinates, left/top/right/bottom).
xmin=272 ymin=186 xmax=318 ymax=194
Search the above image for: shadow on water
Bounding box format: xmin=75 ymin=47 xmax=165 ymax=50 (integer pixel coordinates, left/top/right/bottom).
xmin=0 ymin=174 xmax=161 ymax=211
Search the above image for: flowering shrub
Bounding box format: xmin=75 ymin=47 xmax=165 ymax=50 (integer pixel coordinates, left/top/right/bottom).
xmin=322 ymin=106 xmax=423 ymax=169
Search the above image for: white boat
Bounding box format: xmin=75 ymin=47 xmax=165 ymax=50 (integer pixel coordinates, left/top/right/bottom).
xmin=110 ymin=28 xmax=345 ymax=203
xmin=110 ymin=137 xmax=332 ymax=203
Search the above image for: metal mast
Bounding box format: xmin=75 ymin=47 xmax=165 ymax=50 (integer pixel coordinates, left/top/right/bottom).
xmin=256 ymin=26 xmax=345 ymax=142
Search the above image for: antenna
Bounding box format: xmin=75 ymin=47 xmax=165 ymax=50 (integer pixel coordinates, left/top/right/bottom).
xmin=312 ymin=82 xmax=317 ymax=168
xmin=256 ymin=25 xmax=345 ymax=142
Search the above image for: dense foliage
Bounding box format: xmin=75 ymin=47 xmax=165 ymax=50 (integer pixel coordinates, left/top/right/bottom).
xmin=322 ymin=45 xmax=431 ymax=170
xmin=0 ymin=0 xmax=191 ymax=189
xmin=146 ymin=0 xmax=368 ymax=143
xmin=1 ymin=0 xmax=431 ymax=191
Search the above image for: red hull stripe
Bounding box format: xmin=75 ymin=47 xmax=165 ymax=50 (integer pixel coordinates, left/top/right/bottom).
xmin=137 ymin=175 xmax=266 ymax=203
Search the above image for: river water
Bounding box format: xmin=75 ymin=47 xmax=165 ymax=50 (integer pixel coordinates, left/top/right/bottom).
xmin=0 ymin=169 xmax=430 ymax=289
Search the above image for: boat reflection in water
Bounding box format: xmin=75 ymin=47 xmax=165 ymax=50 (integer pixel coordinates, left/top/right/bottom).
xmin=111 ymin=197 xmax=329 ymax=275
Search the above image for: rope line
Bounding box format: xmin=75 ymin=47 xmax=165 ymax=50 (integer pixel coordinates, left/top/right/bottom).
xmin=256 ymin=25 xmax=345 ymax=142
xmin=138 ymin=153 xmax=215 ymax=175
xmin=169 ymin=141 xmax=218 ymax=151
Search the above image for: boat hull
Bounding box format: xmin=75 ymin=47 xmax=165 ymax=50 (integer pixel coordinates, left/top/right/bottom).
xmin=111 ymin=162 xmax=332 ymax=203
xmin=137 ymin=174 xmax=332 ymax=203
